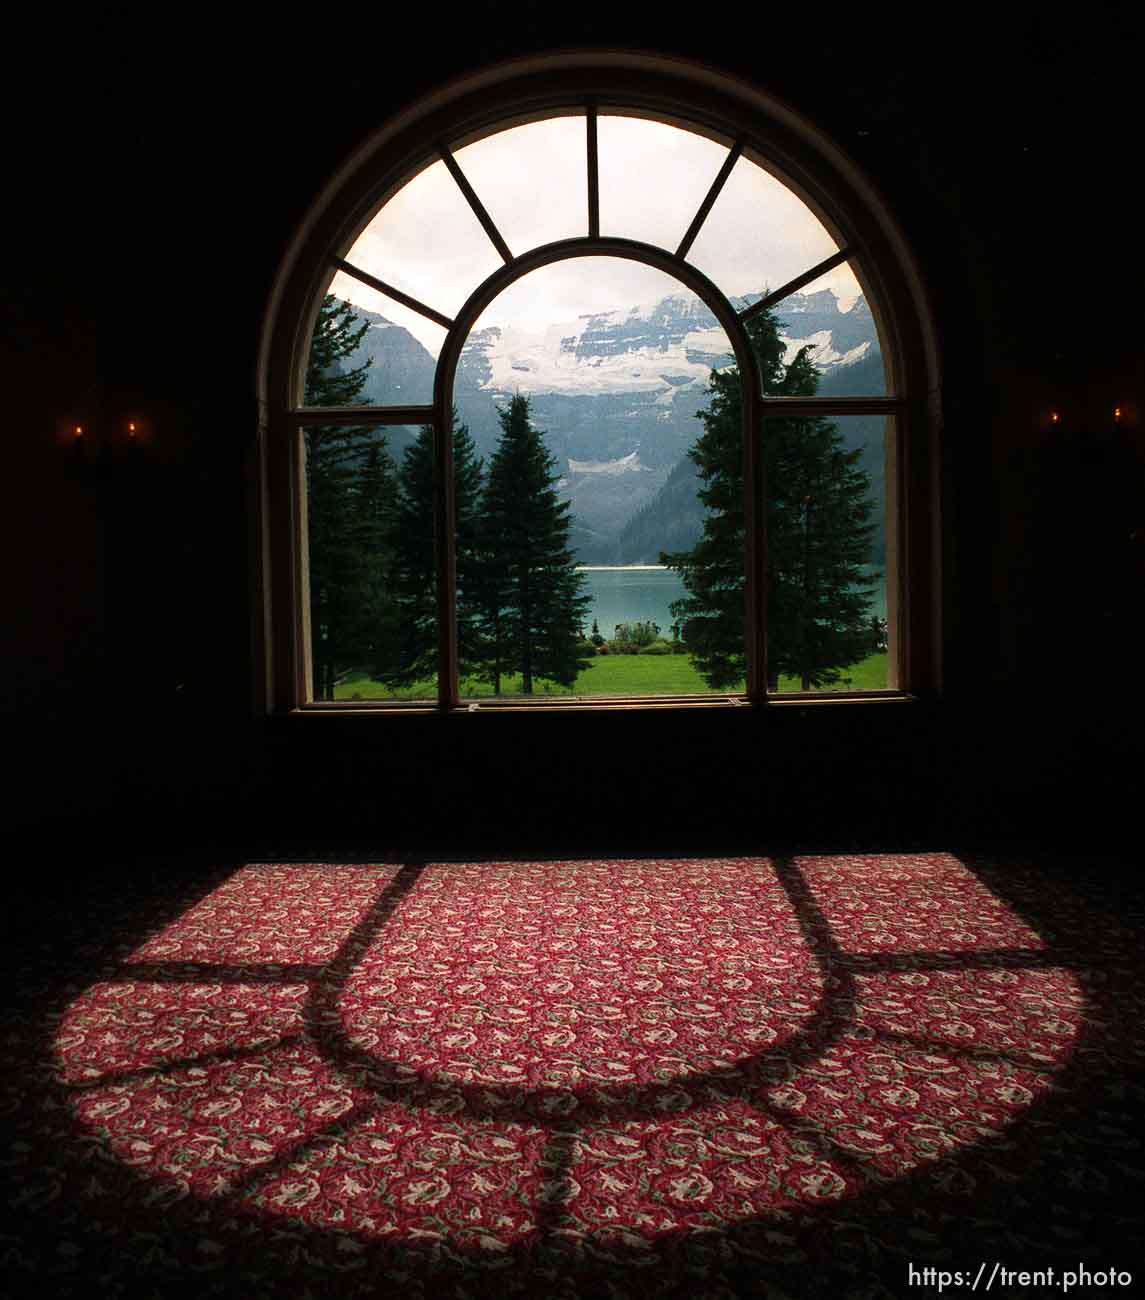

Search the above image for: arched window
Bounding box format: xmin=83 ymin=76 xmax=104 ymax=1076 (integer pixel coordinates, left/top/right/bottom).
xmin=256 ymin=54 xmax=940 ymax=713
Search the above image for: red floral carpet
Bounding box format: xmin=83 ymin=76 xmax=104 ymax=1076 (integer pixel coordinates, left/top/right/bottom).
xmin=6 ymin=854 xmax=1145 ymax=1297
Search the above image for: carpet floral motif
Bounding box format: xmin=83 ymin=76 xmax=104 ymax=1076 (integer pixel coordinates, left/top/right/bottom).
xmin=5 ymin=854 xmax=1144 ymax=1297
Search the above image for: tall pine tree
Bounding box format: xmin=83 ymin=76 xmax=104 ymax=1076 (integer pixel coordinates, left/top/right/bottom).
xmin=662 ymin=305 xmax=876 ymax=691
xmin=478 ymin=394 xmax=592 ymax=694
xmin=355 ymin=441 xmax=401 ymax=680
xmin=305 ymin=295 xmax=399 ymax=699
xmin=383 ymin=413 xmax=487 ymax=689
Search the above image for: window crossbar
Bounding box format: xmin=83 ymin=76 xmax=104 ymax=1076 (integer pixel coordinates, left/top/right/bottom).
xmin=332 ymin=258 xmax=454 ymax=330
xmin=586 ymin=105 xmax=600 ymax=238
xmin=439 ymin=143 xmax=514 ymax=265
xmin=740 ymin=248 xmax=854 ymax=323
xmin=676 ymin=140 xmax=743 ymax=261
xmin=294 ymin=405 xmax=435 ymax=426
xmin=759 ymin=396 xmax=901 ymax=416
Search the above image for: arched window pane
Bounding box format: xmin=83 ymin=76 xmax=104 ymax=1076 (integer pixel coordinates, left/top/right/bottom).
xmin=447 ymin=257 xmax=741 ymax=699
xmin=451 ymin=116 xmax=588 ymax=254
xmin=598 ymin=116 xmax=730 ymax=252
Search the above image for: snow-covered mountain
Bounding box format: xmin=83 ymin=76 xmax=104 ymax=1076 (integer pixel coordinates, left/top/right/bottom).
xmin=458 ymin=289 xmax=872 ymax=399
xmin=340 ymin=287 xmax=881 ymax=559
xmin=461 ymin=293 xmax=733 ymax=399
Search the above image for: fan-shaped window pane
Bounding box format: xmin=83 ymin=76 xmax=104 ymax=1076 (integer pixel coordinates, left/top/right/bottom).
xmin=688 ymin=154 xmax=840 ymax=303
xmin=343 ymin=158 xmax=505 ymax=322
xmin=598 ymin=116 xmax=730 ymax=252
xmin=452 ymin=116 xmax=588 ymax=254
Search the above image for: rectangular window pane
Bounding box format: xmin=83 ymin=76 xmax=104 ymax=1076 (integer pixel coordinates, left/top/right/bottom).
xmin=456 ymin=367 xmax=746 ymax=701
xmin=600 ymin=366 xmax=746 ymax=700
xmin=764 ymin=413 xmax=890 ymax=694
xmin=302 ymin=424 xmax=436 ymax=704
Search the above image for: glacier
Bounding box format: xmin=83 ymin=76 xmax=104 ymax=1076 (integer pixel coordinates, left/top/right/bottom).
xmin=340 ymin=285 xmax=882 ymax=560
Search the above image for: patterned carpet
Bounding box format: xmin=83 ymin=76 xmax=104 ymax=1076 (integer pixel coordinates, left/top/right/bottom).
xmin=4 ymin=853 xmax=1144 ymax=1298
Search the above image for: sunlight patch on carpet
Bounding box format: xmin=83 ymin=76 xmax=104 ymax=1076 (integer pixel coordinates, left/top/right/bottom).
xmin=54 ymin=855 xmax=1084 ymax=1254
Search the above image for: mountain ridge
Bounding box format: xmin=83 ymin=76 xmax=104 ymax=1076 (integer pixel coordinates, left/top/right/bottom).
xmin=334 ymin=287 xmax=884 ymax=560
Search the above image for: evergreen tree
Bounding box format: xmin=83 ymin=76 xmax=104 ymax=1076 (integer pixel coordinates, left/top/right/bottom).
xmin=355 ymin=441 xmax=401 ymax=678
xmin=306 ymin=295 xmax=372 ymax=408
xmin=384 ymin=413 xmax=486 ymax=688
xmin=304 ymin=294 xmax=389 ymax=699
xmin=661 ymin=306 xmax=877 ymax=690
xmin=478 ymin=394 xmax=592 ymax=694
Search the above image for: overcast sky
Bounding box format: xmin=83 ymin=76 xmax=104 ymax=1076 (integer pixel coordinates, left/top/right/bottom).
xmin=328 ymin=115 xmax=863 ymax=357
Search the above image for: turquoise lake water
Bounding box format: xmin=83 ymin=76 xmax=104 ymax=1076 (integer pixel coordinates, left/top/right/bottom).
xmin=578 ymin=565 xmax=886 ymax=639
xmin=578 ymin=566 xmax=686 ymax=639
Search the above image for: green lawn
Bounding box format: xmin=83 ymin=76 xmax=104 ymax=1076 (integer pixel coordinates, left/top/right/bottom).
xmin=336 ymin=651 xmax=888 ymax=701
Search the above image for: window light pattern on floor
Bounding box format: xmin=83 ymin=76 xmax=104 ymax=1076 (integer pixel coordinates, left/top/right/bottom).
xmin=44 ymin=853 xmax=1113 ymax=1291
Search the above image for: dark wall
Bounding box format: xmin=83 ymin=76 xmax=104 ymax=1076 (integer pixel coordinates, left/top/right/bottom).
xmin=8 ymin=6 xmax=1142 ymax=853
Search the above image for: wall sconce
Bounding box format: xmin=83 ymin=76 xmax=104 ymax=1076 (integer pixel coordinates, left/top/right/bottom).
xmin=68 ymin=421 xmax=92 ymax=464
xmin=1110 ymin=401 xmax=1140 ymax=431
xmin=1035 ymin=396 xmax=1139 ymax=443
xmin=120 ymin=414 xmax=153 ymax=448
xmin=62 ymin=414 xmax=153 ymax=471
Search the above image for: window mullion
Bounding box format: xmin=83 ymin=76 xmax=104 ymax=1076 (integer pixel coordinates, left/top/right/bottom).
xmin=332 ymin=258 xmax=455 ymax=331
xmin=586 ymin=104 xmax=599 ymax=238
xmin=439 ymin=144 xmax=514 ymax=265
xmin=434 ymin=391 xmax=460 ymax=711
xmin=675 ymin=140 xmax=742 ymax=262
xmin=745 ymin=372 xmax=766 ymax=703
